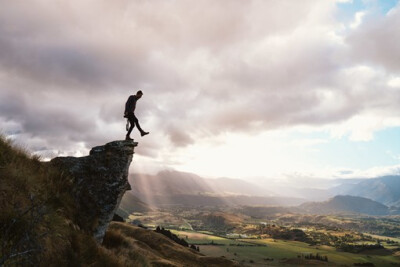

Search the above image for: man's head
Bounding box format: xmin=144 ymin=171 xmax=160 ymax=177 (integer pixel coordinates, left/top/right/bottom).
xmin=136 ymin=90 xmax=143 ymax=99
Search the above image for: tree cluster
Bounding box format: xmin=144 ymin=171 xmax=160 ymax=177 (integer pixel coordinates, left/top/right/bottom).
xmin=301 ymin=253 xmax=328 ymax=262
xmin=155 ymin=226 xmax=199 ymax=251
xmin=337 ymin=243 xmax=383 ymax=253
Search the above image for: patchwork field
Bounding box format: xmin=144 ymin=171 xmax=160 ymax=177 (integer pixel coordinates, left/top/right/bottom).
xmin=127 ymin=209 xmax=400 ymax=266
xmin=171 ymin=230 xmax=400 ymax=266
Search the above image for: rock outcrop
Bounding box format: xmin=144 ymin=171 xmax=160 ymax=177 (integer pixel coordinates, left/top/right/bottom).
xmin=49 ymin=140 xmax=137 ymax=242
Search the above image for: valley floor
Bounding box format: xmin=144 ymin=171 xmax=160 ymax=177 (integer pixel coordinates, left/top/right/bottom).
xmin=172 ymin=230 xmax=400 ymax=266
xmin=126 ymin=208 xmax=400 ymax=266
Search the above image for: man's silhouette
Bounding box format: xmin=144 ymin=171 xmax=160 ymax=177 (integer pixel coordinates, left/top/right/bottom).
xmin=124 ymin=90 xmax=149 ymax=140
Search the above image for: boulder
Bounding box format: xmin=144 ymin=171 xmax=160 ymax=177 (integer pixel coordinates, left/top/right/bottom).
xmin=50 ymin=140 xmax=137 ymax=242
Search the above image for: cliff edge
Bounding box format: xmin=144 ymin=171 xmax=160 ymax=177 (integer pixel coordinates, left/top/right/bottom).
xmin=49 ymin=140 xmax=137 ymax=242
xmin=1 ymin=137 xmax=239 ymax=266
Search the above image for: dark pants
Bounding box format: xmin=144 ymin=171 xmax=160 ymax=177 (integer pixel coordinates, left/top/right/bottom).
xmin=126 ymin=112 xmax=144 ymax=136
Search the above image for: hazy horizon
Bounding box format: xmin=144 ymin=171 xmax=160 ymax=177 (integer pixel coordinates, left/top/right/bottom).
xmin=1 ymin=0 xmax=400 ymax=185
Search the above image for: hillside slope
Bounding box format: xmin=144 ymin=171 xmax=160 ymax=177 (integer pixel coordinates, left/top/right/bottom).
xmin=105 ymin=222 xmax=239 ymax=266
xmin=331 ymin=176 xmax=400 ymax=207
xmin=299 ymin=195 xmax=390 ymax=215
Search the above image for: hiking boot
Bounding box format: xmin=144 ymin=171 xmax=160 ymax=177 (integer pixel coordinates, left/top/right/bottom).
xmin=141 ymin=131 xmax=149 ymax=137
xmin=125 ymin=136 xmax=133 ymax=141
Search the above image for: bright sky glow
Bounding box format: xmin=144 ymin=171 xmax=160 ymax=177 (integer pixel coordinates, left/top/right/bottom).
xmin=163 ymin=125 xmax=400 ymax=180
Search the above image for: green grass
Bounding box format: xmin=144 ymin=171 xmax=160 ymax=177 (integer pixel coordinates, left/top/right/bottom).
xmin=171 ymin=230 xmax=236 ymax=245
xmin=198 ymin=230 xmax=214 ymax=235
xmin=171 ymin=229 xmax=400 ymax=266
xmin=367 ymin=234 xmax=400 ymax=243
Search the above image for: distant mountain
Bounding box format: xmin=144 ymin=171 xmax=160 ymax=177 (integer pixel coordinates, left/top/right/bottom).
xmin=129 ymin=170 xmax=304 ymax=207
xmin=137 ymin=194 xmax=305 ymax=207
xmin=129 ymin=170 xmax=271 ymax=197
xmin=330 ymin=176 xmax=400 ymax=207
xmin=206 ymin=177 xmax=272 ymax=196
xmin=130 ymin=171 xmax=213 ymax=196
xmin=273 ymin=186 xmax=333 ymax=202
xmin=248 ymin=177 xmax=368 ymax=202
xmin=299 ymin=195 xmax=391 ymax=215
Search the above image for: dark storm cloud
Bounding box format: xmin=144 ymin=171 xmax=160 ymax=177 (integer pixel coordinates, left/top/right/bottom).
xmin=1 ymin=0 xmax=400 ymax=158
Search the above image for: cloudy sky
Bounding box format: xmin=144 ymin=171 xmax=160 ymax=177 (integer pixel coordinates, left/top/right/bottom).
xmin=1 ymin=0 xmax=400 ymax=184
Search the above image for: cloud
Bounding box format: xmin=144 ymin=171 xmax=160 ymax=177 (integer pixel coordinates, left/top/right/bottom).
xmin=347 ymin=3 xmax=400 ymax=72
xmin=350 ymin=11 xmax=366 ymax=29
xmin=0 ymin=0 xmax=400 ymax=164
xmin=334 ymin=164 xmax=400 ymax=179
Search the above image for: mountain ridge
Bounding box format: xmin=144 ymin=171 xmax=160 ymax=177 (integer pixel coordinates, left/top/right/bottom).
xmin=330 ymin=175 xmax=400 ymax=207
xmin=299 ymin=195 xmax=392 ymax=215
xmin=129 ymin=170 xmax=305 ymax=207
xmin=130 ymin=170 xmax=271 ymax=196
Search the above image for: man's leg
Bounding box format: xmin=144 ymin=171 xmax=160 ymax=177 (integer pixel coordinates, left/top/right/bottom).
xmin=133 ymin=116 xmax=144 ymax=133
xmin=126 ymin=113 xmax=136 ymax=140
xmin=133 ymin=114 xmax=149 ymax=136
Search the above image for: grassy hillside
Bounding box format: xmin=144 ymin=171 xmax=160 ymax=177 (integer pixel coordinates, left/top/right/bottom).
xmin=0 ymin=136 xmax=122 ymax=265
xmin=105 ymin=222 xmax=238 ymax=266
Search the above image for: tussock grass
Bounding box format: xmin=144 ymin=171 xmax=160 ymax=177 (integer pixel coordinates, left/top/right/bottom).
xmin=0 ymin=136 xmax=122 ymax=266
xmin=104 ymin=222 xmax=240 ymax=267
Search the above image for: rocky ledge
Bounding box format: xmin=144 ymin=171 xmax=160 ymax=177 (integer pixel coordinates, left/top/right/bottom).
xmin=49 ymin=140 xmax=137 ymax=243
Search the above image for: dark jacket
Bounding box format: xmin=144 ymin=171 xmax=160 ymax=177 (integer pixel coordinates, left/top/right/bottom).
xmin=125 ymin=95 xmax=138 ymax=114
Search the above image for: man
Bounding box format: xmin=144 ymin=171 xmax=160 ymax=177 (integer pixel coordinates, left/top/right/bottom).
xmin=124 ymin=90 xmax=149 ymax=140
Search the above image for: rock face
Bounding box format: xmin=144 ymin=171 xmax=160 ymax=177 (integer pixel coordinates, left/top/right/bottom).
xmin=50 ymin=140 xmax=137 ymax=242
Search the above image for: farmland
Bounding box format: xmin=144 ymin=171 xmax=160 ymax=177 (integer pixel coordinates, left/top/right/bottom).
xmin=170 ymin=230 xmax=400 ymax=266
xmin=128 ymin=207 xmax=400 ymax=266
